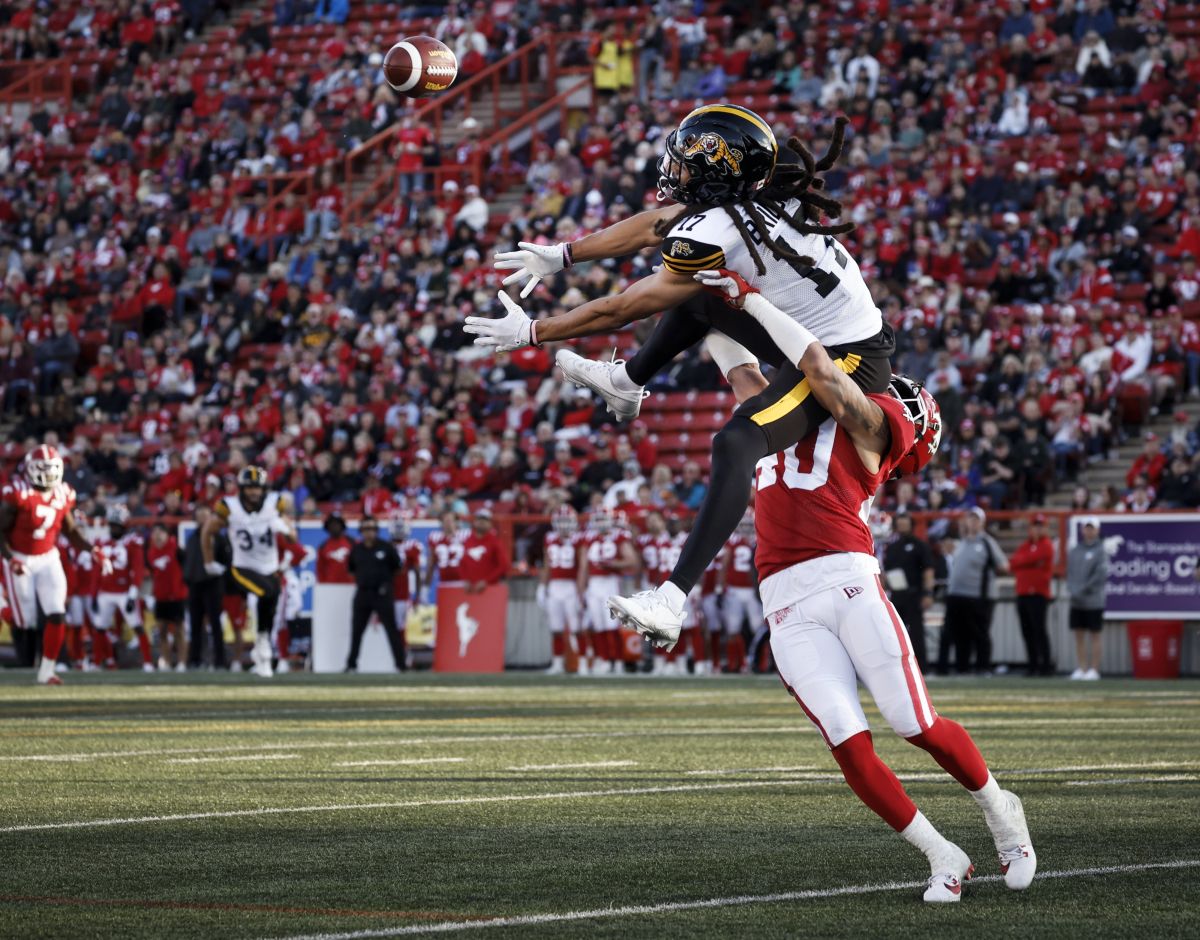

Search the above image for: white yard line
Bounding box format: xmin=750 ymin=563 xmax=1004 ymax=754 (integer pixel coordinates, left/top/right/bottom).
xmin=267 ymin=859 xmax=1200 ymax=940
xmin=1064 ymin=775 xmax=1200 ymax=787
xmin=506 ymin=761 xmax=637 ymax=771
xmin=686 ymin=766 xmax=819 ymax=775
xmin=163 ymin=754 xmax=301 ymax=765
xmin=333 ymin=759 xmax=469 ymax=768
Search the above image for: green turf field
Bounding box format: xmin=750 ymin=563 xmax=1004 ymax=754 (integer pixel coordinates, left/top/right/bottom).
xmin=0 ymin=673 xmax=1197 ymax=939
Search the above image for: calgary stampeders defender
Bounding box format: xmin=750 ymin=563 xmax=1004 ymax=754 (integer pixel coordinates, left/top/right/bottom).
xmin=577 ymin=507 xmax=638 ymax=675
xmin=700 ymin=545 xmax=725 ymax=672
xmin=721 ymin=512 xmax=763 ymax=674
xmin=146 ymin=522 xmax=188 ymax=672
xmin=391 ymin=516 xmax=424 ymax=645
xmin=61 ymin=520 xmax=97 ymax=669
xmin=538 ymin=506 xmax=583 ymax=675
xmin=92 ymin=503 xmax=153 ymax=672
xmin=672 ymin=269 xmax=1036 ymax=904
xmin=0 ymin=446 xmax=92 ymax=685
xmin=426 ymin=508 xmax=467 ymax=591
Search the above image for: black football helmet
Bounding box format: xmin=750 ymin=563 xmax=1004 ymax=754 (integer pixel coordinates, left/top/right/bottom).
xmin=237 ymin=465 xmax=268 ymax=511
xmin=658 ymin=104 xmax=778 ymax=206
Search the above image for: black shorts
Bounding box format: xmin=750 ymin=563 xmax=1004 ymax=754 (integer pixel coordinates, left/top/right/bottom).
xmin=154 ymin=600 xmax=186 ymax=623
xmin=731 ymin=324 xmax=896 ymax=452
xmin=1069 ymin=608 xmax=1104 ymax=632
xmin=227 ymin=567 xmax=282 ymax=600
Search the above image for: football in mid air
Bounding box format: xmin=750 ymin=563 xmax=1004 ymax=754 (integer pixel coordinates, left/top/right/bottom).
xmin=383 ymin=36 xmax=458 ymax=98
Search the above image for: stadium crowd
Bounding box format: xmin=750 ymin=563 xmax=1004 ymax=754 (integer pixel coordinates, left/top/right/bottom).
xmin=3 ymin=0 xmax=1200 ymax=561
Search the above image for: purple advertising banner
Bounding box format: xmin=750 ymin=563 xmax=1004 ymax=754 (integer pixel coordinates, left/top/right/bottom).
xmin=1070 ymin=514 xmax=1200 ymax=620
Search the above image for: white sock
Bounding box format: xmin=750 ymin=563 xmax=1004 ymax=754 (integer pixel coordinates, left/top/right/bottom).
xmin=657 ymin=580 xmax=687 ymax=613
xmin=610 ymin=363 xmax=642 ymax=392
xmin=36 ymin=656 xmax=55 ymax=682
xmin=969 ymin=773 xmax=1006 ymax=820
xmin=901 ymin=811 xmax=954 ymax=867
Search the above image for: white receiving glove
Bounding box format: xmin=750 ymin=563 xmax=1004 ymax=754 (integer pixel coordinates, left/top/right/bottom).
xmin=493 ymin=241 xmax=571 ymax=298
xmin=205 ymin=561 xmax=226 ymax=577
xmin=535 ymin=583 xmax=548 ymax=607
xmin=463 ymin=292 xmax=535 ymax=351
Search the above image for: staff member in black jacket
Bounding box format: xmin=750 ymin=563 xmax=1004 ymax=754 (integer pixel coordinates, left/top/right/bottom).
xmin=346 ymin=517 xmax=407 ymax=672
xmin=882 ymin=513 xmax=935 ymax=671
xmin=183 ymin=505 xmax=229 ymax=669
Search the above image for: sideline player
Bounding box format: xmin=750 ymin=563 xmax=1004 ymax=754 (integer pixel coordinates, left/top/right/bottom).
xmin=146 ymin=522 xmax=188 ymax=672
xmin=538 ymin=506 xmax=583 ymax=675
xmin=636 ymin=511 xmax=676 ymax=675
xmin=577 ymin=507 xmax=637 ymax=675
xmin=471 ymin=108 xmax=893 ymax=636
xmin=0 ymin=446 xmax=92 ymax=684
xmin=622 ymin=270 xmax=1035 ymax=903
xmin=721 ymin=512 xmax=763 ymax=674
xmin=201 ymin=466 xmax=294 ymax=678
xmin=62 ymin=520 xmax=96 ymax=670
xmin=391 ymin=516 xmax=424 ymax=663
xmin=93 ymin=504 xmax=153 ymax=672
xmin=426 ymin=509 xmax=467 ymax=598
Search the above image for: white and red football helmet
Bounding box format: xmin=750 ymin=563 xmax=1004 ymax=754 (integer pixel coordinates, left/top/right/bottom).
xmin=551 ymin=505 xmax=578 ymax=535
xmin=589 ymin=506 xmax=614 ymax=533
xmin=24 ymin=445 xmax=63 ymax=490
xmin=888 ymin=375 xmax=942 ymax=478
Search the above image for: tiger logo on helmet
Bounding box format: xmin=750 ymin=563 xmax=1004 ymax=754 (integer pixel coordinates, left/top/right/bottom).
xmin=681 ymin=132 xmax=744 ymax=178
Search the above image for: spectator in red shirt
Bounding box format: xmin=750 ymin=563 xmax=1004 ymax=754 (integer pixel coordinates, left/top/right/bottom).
xmin=459 ymin=508 xmax=509 ymax=593
xmin=1125 ymin=432 xmax=1167 ymax=488
xmin=316 ymin=512 xmax=354 ymax=583
xmin=1009 ymin=513 xmax=1055 ymax=676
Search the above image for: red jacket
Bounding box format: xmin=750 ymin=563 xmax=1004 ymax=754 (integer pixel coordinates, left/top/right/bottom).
xmin=459 ymin=530 xmax=510 ymax=585
xmin=316 ymin=535 xmax=354 ymax=584
xmin=1010 ymin=537 xmax=1054 ymax=597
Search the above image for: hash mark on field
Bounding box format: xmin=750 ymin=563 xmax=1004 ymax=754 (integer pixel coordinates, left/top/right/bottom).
xmin=686 ymin=766 xmax=821 ymax=776
xmin=1064 ymin=775 xmax=1200 ymax=786
xmin=267 ymin=859 xmax=1200 ymax=939
xmin=334 ymin=759 xmax=469 ymax=768
xmin=163 ymin=754 xmax=301 ymax=765
xmin=506 ymin=761 xmax=637 ymax=771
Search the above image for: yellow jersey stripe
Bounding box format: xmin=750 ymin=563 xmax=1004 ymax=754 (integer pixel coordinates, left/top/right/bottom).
xmin=662 ymin=251 xmax=726 ymax=273
xmin=230 ymin=567 xmax=265 ymax=597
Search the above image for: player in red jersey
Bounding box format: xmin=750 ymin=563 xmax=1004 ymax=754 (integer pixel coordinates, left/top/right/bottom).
xmin=391 ymin=516 xmax=424 ymax=661
xmin=577 ymin=507 xmax=638 ymax=675
xmin=61 ymin=526 xmax=96 ymax=670
xmin=638 ymin=270 xmax=1036 ymax=904
xmin=636 ymin=511 xmax=678 ymax=675
xmin=425 ymin=509 xmax=467 ymax=595
xmin=699 ymin=546 xmax=725 ymax=674
xmin=538 ymin=506 xmax=583 ymax=675
xmin=146 ymin=522 xmax=188 ymax=672
xmin=0 ymin=446 xmax=92 ymax=684
xmin=92 ymin=503 xmax=153 ymax=671
xmin=720 ymin=512 xmax=763 ymax=674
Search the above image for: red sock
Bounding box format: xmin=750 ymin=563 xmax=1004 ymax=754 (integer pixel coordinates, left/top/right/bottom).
xmin=600 ymin=630 xmax=617 ymax=662
xmin=907 ymin=717 xmax=990 ymax=791
xmin=552 ymin=633 xmax=565 ymax=657
xmin=42 ymin=621 xmax=66 ymax=661
xmin=277 ymin=626 xmax=290 ymax=658
xmin=710 ymin=634 xmax=722 ymax=669
xmin=726 ymin=634 xmax=745 ymax=672
xmin=687 ymin=627 xmax=705 ymax=663
xmin=831 ymin=731 xmax=918 ymax=831
xmin=94 ymin=630 xmax=113 ymax=663
xmin=137 ymin=630 xmax=153 ymax=665
xmin=66 ymin=626 xmax=83 ymax=663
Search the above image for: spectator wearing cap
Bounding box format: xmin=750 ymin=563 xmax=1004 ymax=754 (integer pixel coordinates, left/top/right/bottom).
xmin=940 ymin=507 xmax=1010 ymax=675
xmin=1108 ymin=225 xmax=1149 ymax=282
xmin=1066 ymin=516 xmax=1107 ymax=680
xmin=454 ymin=184 xmax=488 ymax=233
xmin=346 ymin=517 xmax=407 ymax=672
xmin=882 ymin=513 xmax=936 ymax=671
xmin=1010 ymin=513 xmax=1056 ymax=676
xmin=1126 ymin=432 xmax=1167 ymax=489
xmin=459 ymin=508 xmax=509 ymax=594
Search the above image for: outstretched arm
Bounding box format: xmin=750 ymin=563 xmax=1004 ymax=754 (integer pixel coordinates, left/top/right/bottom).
xmin=696 ymin=269 xmax=890 ymax=456
xmin=494 ymin=206 xmax=681 ymax=297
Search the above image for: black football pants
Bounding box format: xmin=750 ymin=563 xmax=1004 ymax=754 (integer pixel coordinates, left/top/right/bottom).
xmin=625 ymin=294 xmax=895 ymax=593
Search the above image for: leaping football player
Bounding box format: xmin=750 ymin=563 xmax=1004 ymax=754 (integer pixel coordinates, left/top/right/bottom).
xmin=0 ymin=446 xmax=92 ymax=685
xmin=629 ymin=269 xmax=1036 ymax=903
xmin=469 ymin=106 xmax=894 ymax=641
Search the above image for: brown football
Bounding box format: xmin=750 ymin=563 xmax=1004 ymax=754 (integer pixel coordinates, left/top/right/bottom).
xmin=383 ymin=35 xmax=459 ymax=98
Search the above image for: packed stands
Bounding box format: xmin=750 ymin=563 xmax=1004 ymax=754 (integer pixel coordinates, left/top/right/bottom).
xmin=4 ymin=0 xmax=1200 ymax=553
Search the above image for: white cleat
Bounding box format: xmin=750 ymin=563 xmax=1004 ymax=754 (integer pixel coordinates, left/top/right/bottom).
xmin=923 ymin=845 xmax=974 ymax=904
xmin=251 ymin=636 xmax=274 ymax=678
xmin=575 ymin=659 xmax=591 ymax=677
xmin=545 ymin=656 xmax=565 ymax=676
xmin=608 ymin=590 xmax=683 ymax=651
xmin=276 ymin=658 xmax=291 ymax=674
xmin=555 ymin=349 xmax=649 ymax=422
xmin=142 ymin=662 xmax=156 ymax=673
xmin=1083 ymin=668 xmax=1100 ymax=681
xmin=175 ymin=661 xmax=188 ymax=673
xmin=1069 ymin=667 xmax=1085 ymax=680
xmin=590 ymin=658 xmax=612 ymax=676
xmin=990 ymin=791 xmax=1037 ymax=890
xmin=157 ymin=656 xmax=171 ymax=672
xmin=37 ymin=673 xmax=64 ymax=686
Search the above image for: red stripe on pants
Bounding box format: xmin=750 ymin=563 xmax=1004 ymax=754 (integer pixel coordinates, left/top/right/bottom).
xmin=875 ymin=576 xmax=932 ymax=732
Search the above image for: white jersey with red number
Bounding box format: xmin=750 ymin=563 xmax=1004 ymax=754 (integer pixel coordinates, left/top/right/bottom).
xmin=725 ymin=535 xmax=757 ymax=588
xmin=1 ymin=479 xmax=76 ymax=556
xmin=429 ymin=528 xmax=467 ymax=581
xmin=94 ymin=533 xmax=147 ymax=594
xmin=754 ymin=393 xmax=916 ymax=586
xmin=545 ymin=531 xmax=581 ymax=581
xmin=393 ymin=538 xmax=424 ymax=601
xmin=657 ymin=532 xmax=685 ymax=580
xmin=584 ymin=529 xmax=631 ymax=577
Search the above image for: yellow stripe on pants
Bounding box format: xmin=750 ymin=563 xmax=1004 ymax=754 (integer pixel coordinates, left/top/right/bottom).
xmin=750 ymin=354 xmax=862 ymax=427
xmin=230 ymin=567 xmax=265 ymax=597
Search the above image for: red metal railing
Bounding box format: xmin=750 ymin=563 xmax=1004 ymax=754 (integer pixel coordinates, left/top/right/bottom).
xmin=0 ymin=59 xmax=73 ymax=117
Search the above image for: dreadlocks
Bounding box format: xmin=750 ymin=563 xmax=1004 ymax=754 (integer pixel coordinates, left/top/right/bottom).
xmin=653 ymin=116 xmax=853 ymax=277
